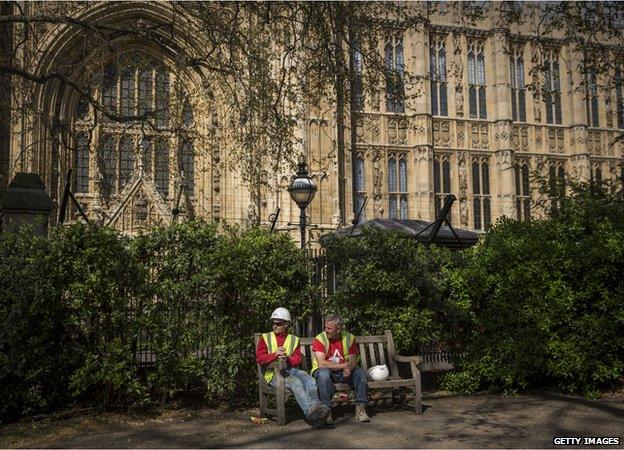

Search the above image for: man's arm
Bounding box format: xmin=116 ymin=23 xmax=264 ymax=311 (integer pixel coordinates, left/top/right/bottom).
xmin=287 ymin=344 xmax=302 ymax=368
xmin=255 ymin=338 xmax=278 ymax=366
xmin=313 ymin=351 xmax=349 ymax=370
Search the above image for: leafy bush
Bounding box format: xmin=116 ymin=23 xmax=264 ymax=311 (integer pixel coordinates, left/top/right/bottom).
xmin=0 ymin=220 xmax=310 ymax=422
xmin=132 ymin=222 xmax=311 ymax=400
xmin=443 ymin=182 xmax=624 ymax=395
xmin=321 ymin=229 xmax=468 ymax=354
xmin=55 ymin=224 xmax=147 ymax=407
xmin=0 ymin=228 xmax=78 ymax=422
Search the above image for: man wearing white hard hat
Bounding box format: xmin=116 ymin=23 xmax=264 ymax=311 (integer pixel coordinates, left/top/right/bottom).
xmin=256 ymin=307 xmax=330 ymax=428
xmin=311 ymin=314 xmax=370 ymax=423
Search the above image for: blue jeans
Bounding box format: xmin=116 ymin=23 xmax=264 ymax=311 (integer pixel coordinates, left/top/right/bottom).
xmin=313 ymin=367 xmax=368 ymax=407
xmin=270 ymin=367 xmax=322 ymax=416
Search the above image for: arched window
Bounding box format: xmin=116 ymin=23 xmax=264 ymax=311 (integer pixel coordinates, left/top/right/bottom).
xmin=74 ymin=53 xmax=195 ymax=201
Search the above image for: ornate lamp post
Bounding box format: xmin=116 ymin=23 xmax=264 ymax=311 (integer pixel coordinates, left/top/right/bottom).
xmin=288 ymin=161 xmax=317 ymax=250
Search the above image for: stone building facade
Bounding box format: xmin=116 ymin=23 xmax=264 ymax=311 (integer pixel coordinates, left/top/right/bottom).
xmin=1 ymin=2 xmax=622 ymax=246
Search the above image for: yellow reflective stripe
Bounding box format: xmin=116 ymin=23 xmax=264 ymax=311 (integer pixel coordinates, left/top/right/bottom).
xmin=343 ymin=332 xmax=352 ymax=362
xmin=286 ymin=335 xmax=299 ymax=356
xmin=262 ymin=333 xmax=273 ymax=353
xmin=318 ymin=332 xmax=329 ymax=353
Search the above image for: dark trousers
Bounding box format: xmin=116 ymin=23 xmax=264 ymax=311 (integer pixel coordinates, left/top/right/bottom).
xmin=313 ymin=367 xmax=368 ymax=407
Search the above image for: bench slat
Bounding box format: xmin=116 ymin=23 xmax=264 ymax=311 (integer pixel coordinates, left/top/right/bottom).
xmin=359 ymin=343 xmax=368 ymax=371
xmin=300 ymin=345 xmax=308 ymax=371
xmin=378 ymin=342 xmax=386 ymax=365
xmin=368 ymin=342 xmax=377 ymax=366
xmin=354 ymin=335 xmax=387 ymax=343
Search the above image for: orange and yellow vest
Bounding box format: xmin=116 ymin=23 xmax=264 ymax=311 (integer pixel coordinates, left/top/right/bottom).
xmin=261 ymin=332 xmax=300 ymax=384
xmin=310 ymin=331 xmax=355 ymax=375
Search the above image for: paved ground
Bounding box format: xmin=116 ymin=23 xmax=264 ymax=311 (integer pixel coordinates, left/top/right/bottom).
xmin=1 ymin=392 xmax=623 ymax=448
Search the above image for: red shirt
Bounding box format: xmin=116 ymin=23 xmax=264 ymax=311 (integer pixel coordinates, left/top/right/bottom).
xmin=312 ymin=334 xmax=358 ymax=364
xmin=255 ymin=332 xmax=302 ymax=368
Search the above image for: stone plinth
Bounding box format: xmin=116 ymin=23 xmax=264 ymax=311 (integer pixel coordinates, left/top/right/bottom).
xmin=0 ymin=173 xmax=53 ymax=235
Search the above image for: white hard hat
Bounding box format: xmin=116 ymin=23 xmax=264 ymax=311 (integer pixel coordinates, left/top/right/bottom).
xmin=270 ymin=307 xmax=291 ymax=322
xmin=366 ymin=364 xmax=389 ymax=381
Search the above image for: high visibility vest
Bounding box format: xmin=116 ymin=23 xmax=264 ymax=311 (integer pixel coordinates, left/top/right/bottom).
xmin=261 ymin=332 xmax=300 ymax=384
xmin=310 ymin=331 xmax=355 ymax=375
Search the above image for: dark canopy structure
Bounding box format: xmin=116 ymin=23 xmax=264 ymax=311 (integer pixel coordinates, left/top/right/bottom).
xmin=322 ymin=218 xmax=479 ymax=250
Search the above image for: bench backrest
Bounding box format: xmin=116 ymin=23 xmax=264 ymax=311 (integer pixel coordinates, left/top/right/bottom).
xmin=254 ymin=330 xmax=400 ymax=378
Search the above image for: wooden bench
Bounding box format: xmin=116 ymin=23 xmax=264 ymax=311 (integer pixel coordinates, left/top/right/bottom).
xmin=254 ymin=330 xmax=422 ymax=425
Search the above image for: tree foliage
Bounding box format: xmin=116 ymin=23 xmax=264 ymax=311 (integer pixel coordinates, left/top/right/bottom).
xmin=443 ymin=180 xmax=624 ymax=396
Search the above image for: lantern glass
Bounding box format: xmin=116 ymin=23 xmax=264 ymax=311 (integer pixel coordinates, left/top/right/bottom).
xmin=288 ymin=163 xmax=317 ymax=208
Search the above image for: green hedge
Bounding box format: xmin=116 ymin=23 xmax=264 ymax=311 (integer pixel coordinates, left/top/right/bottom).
xmin=0 ymin=221 xmax=309 ymax=422
xmin=321 ymin=229 xmax=468 ymax=354
xmin=443 ymin=183 xmax=624 ymax=395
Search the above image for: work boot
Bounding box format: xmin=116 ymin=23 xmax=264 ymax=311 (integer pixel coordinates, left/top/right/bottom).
xmin=355 ymin=404 xmax=370 ymax=422
xmin=306 ymin=404 xmax=330 ymax=428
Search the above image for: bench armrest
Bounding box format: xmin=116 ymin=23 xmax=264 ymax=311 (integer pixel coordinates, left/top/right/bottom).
xmin=392 ymin=354 xmax=422 ymax=381
xmin=393 ymin=354 xmax=423 ymax=364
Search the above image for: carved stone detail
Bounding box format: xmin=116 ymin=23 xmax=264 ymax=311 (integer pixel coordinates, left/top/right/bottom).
xmin=547 ymin=128 xmax=565 ymax=153
xmin=531 ymin=43 xmax=542 ymax=123
xmin=535 ymin=126 xmax=543 ymax=146
xmin=411 ymin=114 xmax=432 ymax=144
xmin=605 ymin=95 xmax=614 ymax=128
xmin=456 ymin=121 xmax=465 ymax=146
xmin=457 ymin=151 xmax=468 ymax=227
xmin=495 ymin=149 xmax=514 ymax=173
xmin=387 ymin=116 xmax=408 ymax=146
xmin=433 ymin=120 xmax=451 ymax=147
xmin=494 ymin=120 xmax=511 ymax=149
xmin=372 ymin=149 xmax=384 ymax=218
xmin=470 ymin=123 xmax=489 ymax=149
xmin=587 ymin=131 xmax=602 ymax=155
xmin=512 ymin=126 xmax=529 ymax=152
xmin=452 ymin=32 xmax=464 ymax=118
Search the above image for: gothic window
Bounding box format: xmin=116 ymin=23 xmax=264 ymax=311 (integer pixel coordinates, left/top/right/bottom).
xmin=430 ymin=34 xmax=448 ymax=116
xmin=544 ymin=50 xmax=562 ymax=125
xmin=615 ymin=69 xmax=624 ymax=129
xmin=548 ymin=160 xmax=566 ymax=213
xmin=468 ymin=40 xmax=486 ymax=119
xmin=74 ymin=132 xmax=90 ymax=193
xmin=471 ymin=156 xmax=491 ymax=230
xmin=586 ymin=69 xmax=599 ymax=127
xmin=141 ymin=137 xmax=152 ymax=177
xmin=155 ymin=139 xmax=170 ymax=197
xmin=433 ymin=154 xmax=452 ymax=223
xmin=388 ymin=153 xmax=408 ymax=219
xmin=73 ymin=54 xmax=196 ymax=201
xmin=354 ymin=43 xmax=364 ymax=111
xmin=355 ymin=154 xmax=366 ymax=220
xmin=178 ymin=138 xmax=195 ymax=195
xmin=385 ymin=34 xmax=405 ymax=113
xmin=515 ymin=159 xmax=531 ymax=221
xmin=99 ymin=133 xmax=116 ymax=197
xmin=510 ymin=46 xmax=526 ymax=122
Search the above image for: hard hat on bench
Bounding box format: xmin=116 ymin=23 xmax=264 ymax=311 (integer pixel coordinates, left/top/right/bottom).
xmin=366 ymin=364 xmax=389 ymax=381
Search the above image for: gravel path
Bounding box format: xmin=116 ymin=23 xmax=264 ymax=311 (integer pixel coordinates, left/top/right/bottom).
xmin=1 ymin=392 xmax=623 ymax=448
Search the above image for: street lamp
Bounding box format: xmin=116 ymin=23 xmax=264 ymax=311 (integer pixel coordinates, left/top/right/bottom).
xmin=288 ymin=161 xmax=317 ymax=250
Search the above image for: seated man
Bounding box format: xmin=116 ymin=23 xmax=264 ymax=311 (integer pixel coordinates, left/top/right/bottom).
xmin=255 ymin=307 xmax=330 ymax=428
xmin=311 ymin=314 xmax=370 ymax=423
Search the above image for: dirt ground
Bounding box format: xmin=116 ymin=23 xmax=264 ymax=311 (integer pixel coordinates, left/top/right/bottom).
xmin=1 ymin=391 xmax=623 ymax=448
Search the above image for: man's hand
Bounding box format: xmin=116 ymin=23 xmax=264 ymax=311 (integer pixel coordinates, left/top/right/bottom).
xmin=343 ymin=367 xmax=351 ymax=379
xmin=275 ymin=346 xmax=287 ymax=360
